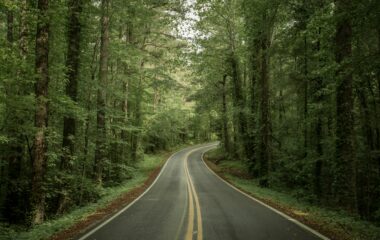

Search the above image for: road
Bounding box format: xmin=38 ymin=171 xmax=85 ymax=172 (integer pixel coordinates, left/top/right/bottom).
xmin=78 ymin=143 xmax=328 ymax=240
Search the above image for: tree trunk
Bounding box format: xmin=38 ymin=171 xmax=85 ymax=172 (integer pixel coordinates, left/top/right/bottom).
xmin=2 ymin=8 xmax=24 ymax=223
xmin=57 ymin=0 xmax=83 ymax=214
xmin=259 ymin=15 xmax=271 ymax=187
xmin=121 ymin=72 xmax=129 ymax=161
xmin=314 ymin=27 xmax=323 ymax=198
xmin=121 ymin=22 xmax=133 ymax=159
xmin=334 ymin=0 xmax=357 ymax=213
xmin=230 ymin=54 xmax=246 ymax=158
xmin=94 ymin=0 xmax=110 ymax=185
xmin=376 ymin=28 xmax=380 ymax=176
xmin=247 ymin=40 xmax=259 ymax=174
xmin=221 ymin=75 xmax=230 ymax=155
xmin=61 ymin=0 xmax=82 ymax=170
xmin=131 ymin=60 xmax=145 ymax=162
xmin=303 ymin=35 xmax=308 ymax=158
xmin=31 ymin=0 xmax=50 ymax=225
xmin=356 ymin=87 xmax=372 ymax=218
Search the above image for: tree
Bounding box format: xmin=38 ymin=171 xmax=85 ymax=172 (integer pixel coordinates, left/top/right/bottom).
xmin=0 ymin=0 xmax=191 ymax=227
xmin=94 ymin=0 xmax=110 ymax=185
xmin=57 ymin=0 xmax=83 ymax=214
xmin=190 ymin=0 xmax=380 ymax=220
xmin=334 ymin=0 xmax=357 ymax=213
xmin=31 ymin=0 xmax=50 ymax=224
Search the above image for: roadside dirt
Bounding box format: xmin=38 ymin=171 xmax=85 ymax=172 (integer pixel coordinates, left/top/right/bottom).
xmin=204 ymin=157 xmax=351 ymax=240
xmin=50 ymin=152 xmax=171 ymax=240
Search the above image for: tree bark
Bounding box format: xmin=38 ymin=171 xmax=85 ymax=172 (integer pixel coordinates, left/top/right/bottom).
xmin=57 ymin=0 xmax=83 ymax=214
xmin=120 ymin=25 xmax=132 ymax=162
xmin=314 ymin=27 xmax=323 ymax=198
xmin=230 ymin=54 xmax=246 ymax=158
xmin=356 ymin=87 xmax=372 ymax=218
xmin=31 ymin=0 xmax=50 ymax=224
xmin=334 ymin=0 xmax=357 ymax=213
xmin=121 ymin=22 xmax=134 ymax=158
xmin=2 ymin=8 xmax=24 ymax=223
xmin=303 ymin=35 xmax=308 ymax=158
xmin=221 ymin=74 xmax=230 ymax=155
xmin=376 ymin=28 xmax=380 ymax=176
xmin=131 ymin=60 xmax=145 ymax=162
xmin=247 ymin=39 xmax=260 ymax=175
xmin=94 ymin=0 xmax=110 ymax=185
xmin=259 ymin=15 xmax=271 ymax=186
xmin=61 ymin=0 xmax=82 ymax=169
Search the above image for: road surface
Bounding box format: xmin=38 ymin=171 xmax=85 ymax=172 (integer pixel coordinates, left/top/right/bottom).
xmin=78 ymin=143 xmax=327 ymax=240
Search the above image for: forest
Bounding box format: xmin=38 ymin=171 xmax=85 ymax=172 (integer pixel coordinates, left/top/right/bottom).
xmin=0 ymin=0 xmax=379 ymax=238
xmin=191 ymin=0 xmax=380 ymax=222
xmin=0 ymin=0 xmax=195 ymax=227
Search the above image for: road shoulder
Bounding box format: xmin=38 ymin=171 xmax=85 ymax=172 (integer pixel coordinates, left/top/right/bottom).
xmin=203 ymin=148 xmax=380 ymax=240
xmin=49 ymin=149 xmax=178 ymax=240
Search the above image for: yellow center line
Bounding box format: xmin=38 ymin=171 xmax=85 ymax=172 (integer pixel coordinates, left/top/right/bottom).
xmin=184 ymin=149 xmax=203 ymax=240
xmin=185 ymin=164 xmax=194 ymax=240
xmin=187 ymin=163 xmax=203 ymax=240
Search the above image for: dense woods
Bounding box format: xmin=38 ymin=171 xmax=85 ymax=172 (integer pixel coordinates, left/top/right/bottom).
xmin=0 ymin=0 xmax=193 ymax=226
xmin=0 ymin=0 xmax=379 ymax=235
xmin=191 ymin=0 xmax=380 ymax=222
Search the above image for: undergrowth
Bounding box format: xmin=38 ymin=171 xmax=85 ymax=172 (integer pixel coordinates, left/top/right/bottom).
xmin=0 ymin=151 xmax=169 ymax=240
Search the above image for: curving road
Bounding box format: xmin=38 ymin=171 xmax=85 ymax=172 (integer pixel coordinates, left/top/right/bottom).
xmin=77 ymin=143 xmax=328 ymax=240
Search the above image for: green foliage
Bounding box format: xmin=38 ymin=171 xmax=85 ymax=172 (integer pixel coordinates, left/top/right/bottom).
xmin=207 ymin=148 xmax=380 ymax=240
xmin=0 ymin=0 xmax=194 ymax=227
xmin=190 ymin=0 xmax=380 ymax=226
xmin=0 ymin=0 xmax=379 ymax=235
xmin=0 ymin=152 xmax=168 ymax=240
xmin=225 ymin=174 xmax=380 ymax=240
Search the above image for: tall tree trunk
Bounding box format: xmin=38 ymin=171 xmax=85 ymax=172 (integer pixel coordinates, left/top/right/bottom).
xmin=121 ymin=74 xmax=129 ymax=159
xmin=376 ymin=28 xmax=380 ymax=176
xmin=94 ymin=0 xmax=110 ymax=185
xmin=31 ymin=0 xmax=50 ymax=224
xmin=57 ymin=0 xmax=83 ymax=214
xmin=314 ymin=27 xmax=323 ymax=198
xmin=303 ymin=35 xmax=308 ymax=158
xmin=131 ymin=28 xmax=147 ymax=162
xmin=258 ymin=17 xmax=271 ymax=186
xmin=247 ymin=41 xmax=259 ymax=175
xmin=334 ymin=0 xmax=357 ymax=213
xmin=221 ymin=74 xmax=230 ymax=155
xmin=61 ymin=0 xmax=82 ymax=170
xmin=356 ymin=87 xmax=372 ymax=218
xmin=230 ymin=54 xmax=246 ymax=158
xmin=131 ymin=60 xmax=145 ymax=162
xmin=1 ymin=8 xmax=24 ymax=223
xmin=121 ymin=22 xmax=133 ymax=159
xmin=4 ymin=0 xmax=31 ymax=223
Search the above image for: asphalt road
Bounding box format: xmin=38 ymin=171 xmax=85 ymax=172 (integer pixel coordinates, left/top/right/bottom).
xmin=78 ymin=143 xmax=328 ymax=240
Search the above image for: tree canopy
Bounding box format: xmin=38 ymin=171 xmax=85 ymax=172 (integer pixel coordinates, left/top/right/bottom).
xmin=0 ymin=0 xmax=379 ymax=230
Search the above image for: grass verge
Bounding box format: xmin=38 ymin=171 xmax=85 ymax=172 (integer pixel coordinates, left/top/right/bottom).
xmin=0 ymin=147 xmax=183 ymax=240
xmin=204 ymin=148 xmax=380 ymax=240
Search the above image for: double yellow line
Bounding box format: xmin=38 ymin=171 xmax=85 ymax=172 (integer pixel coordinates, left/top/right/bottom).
xmin=184 ymin=150 xmax=203 ymax=240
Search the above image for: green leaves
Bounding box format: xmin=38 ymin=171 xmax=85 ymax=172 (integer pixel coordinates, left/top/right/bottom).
xmin=0 ymin=135 xmax=9 ymax=144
